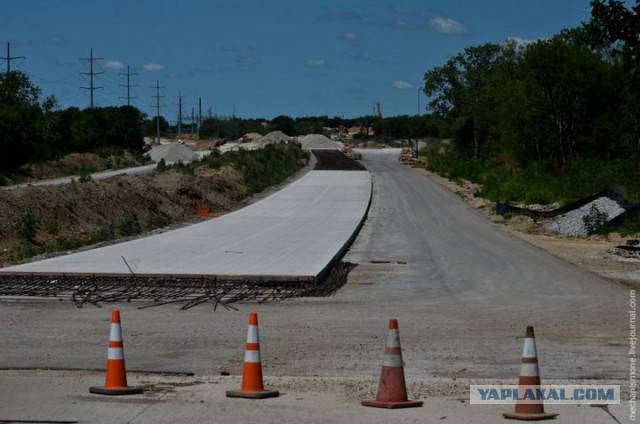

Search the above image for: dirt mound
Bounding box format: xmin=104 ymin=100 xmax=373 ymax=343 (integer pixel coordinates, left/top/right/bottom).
xmin=0 ymin=170 xmax=247 ymax=266
xmin=299 ymin=134 xmax=341 ymax=150
xmin=312 ymin=150 xmax=366 ymax=171
xmin=256 ymin=131 xmax=291 ymax=144
xmin=148 ymin=143 xmax=198 ymax=163
xmin=19 ymin=153 xmax=109 ymax=181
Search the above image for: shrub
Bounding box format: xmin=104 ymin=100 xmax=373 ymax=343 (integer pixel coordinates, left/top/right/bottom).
xmin=14 ymin=207 xmax=38 ymax=243
xmin=118 ymin=212 xmax=141 ymax=236
xmin=583 ymin=205 xmax=609 ymax=235
xmin=43 ymin=217 xmax=60 ymax=235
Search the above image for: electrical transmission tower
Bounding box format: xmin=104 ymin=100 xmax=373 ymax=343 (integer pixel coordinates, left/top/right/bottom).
xmin=177 ymin=92 xmax=183 ymax=140
xmin=81 ymin=48 xmax=103 ymax=108
xmin=152 ymin=80 xmax=166 ymax=144
xmin=1 ymin=43 xmax=25 ymax=73
xmin=119 ymin=65 xmax=137 ymax=106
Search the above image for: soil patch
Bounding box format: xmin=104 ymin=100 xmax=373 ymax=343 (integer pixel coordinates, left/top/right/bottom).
xmin=312 ymin=150 xmax=366 ymax=171
xmin=0 ymin=168 xmax=248 ymax=266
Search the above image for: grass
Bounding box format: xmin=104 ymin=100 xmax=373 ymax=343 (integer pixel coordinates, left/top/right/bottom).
xmin=169 ymin=142 xmax=309 ymax=196
xmin=424 ymin=145 xmax=640 ymax=205
xmin=423 ymin=144 xmax=640 ymax=234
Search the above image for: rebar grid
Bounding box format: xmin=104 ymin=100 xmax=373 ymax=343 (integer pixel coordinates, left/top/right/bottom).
xmin=0 ymin=262 xmax=355 ymax=309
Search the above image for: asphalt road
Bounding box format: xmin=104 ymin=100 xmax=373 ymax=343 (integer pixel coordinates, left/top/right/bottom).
xmin=0 ymin=148 xmax=630 ymax=424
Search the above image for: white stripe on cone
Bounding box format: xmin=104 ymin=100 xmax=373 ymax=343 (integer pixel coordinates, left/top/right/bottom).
xmin=522 ymin=338 xmax=537 ymax=358
xmin=110 ymin=324 xmax=122 ymax=342
xmin=519 ymin=363 xmax=540 ymax=377
xmin=247 ymin=325 xmax=258 ymax=343
xmin=386 ymin=330 xmax=400 ymax=348
xmin=108 ymin=348 xmax=124 ymax=360
xmin=383 ymin=354 xmax=403 ymax=367
xmin=244 ymin=350 xmax=261 ymax=363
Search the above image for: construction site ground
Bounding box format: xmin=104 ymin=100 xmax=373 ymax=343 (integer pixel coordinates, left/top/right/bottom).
xmin=0 ymin=148 xmax=633 ymax=424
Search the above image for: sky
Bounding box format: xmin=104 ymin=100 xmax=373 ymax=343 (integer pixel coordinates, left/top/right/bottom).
xmin=0 ymin=0 xmax=621 ymax=122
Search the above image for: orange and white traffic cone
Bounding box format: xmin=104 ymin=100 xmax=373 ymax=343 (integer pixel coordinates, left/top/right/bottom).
xmin=89 ymin=309 xmax=142 ymax=395
xmin=362 ymin=319 xmax=423 ymax=409
xmin=503 ymin=326 xmax=557 ymax=420
xmin=226 ymin=312 xmax=279 ymax=399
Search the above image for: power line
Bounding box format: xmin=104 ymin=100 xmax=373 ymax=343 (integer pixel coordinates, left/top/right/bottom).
xmin=1 ymin=43 xmax=25 ymax=73
xmin=80 ymin=48 xmax=103 ymax=108
xmin=119 ymin=65 xmax=137 ymax=106
xmin=152 ymin=80 xmax=166 ymax=144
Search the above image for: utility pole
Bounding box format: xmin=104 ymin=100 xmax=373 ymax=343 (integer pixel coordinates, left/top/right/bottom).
xmin=1 ymin=43 xmax=25 ymax=73
xmin=191 ymin=107 xmax=195 ymax=134
xmin=119 ymin=65 xmax=137 ymax=106
xmin=198 ymin=97 xmax=202 ymax=130
xmin=152 ymin=80 xmax=166 ymax=145
xmin=417 ymin=88 xmax=421 ymax=116
xmin=177 ymin=92 xmax=183 ymax=140
xmin=81 ymin=48 xmax=103 ymax=108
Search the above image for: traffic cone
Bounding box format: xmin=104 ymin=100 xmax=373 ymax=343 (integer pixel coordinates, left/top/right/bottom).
xmin=503 ymin=326 xmax=557 ymax=420
xmin=362 ymin=319 xmax=423 ymax=409
xmin=89 ymin=309 xmax=142 ymax=395
xmin=226 ymin=312 xmax=279 ymax=399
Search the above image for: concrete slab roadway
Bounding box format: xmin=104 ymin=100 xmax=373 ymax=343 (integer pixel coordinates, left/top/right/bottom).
xmin=0 ymin=170 xmax=372 ymax=280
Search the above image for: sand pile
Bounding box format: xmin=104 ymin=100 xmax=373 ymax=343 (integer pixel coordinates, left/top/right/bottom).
xmin=255 ymin=131 xmax=292 ymax=145
xmin=148 ymin=143 xmax=199 ymax=164
xmin=299 ymin=134 xmax=341 ymax=150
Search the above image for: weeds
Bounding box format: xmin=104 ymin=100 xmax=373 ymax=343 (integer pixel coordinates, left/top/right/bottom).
xmin=118 ymin=212 xmax=141 ymax=236
xmin=14 ymin=207 xmax=38 ymax=243
xmin=583 ymin=205 xmax=609 ymax=235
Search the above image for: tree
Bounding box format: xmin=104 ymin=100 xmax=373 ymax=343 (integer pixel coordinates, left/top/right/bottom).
xmin=0 ymin=71 xmax=46 ymax=172
xmin=517 ymin=38 xmax=618 ymax=165
xmin=424 ymin=43 xmax=515 ymax=158
xmin=270 ymin=115 xmax=296 ymax=135
xmin=143 ymin=115 xmax=169 ymax=137
xmin=585 ymin=0 xmax=640 ymax=66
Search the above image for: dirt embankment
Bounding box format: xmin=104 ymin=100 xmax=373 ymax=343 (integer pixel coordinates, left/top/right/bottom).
xmin=0 ymin=166 xmax=248 ymax=267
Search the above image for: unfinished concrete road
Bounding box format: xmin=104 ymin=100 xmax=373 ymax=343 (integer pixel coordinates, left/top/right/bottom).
xmin=0 ymin=170 xmax=371 ymax=281
xmin=0 ymin=149 xmax=630 ymax=424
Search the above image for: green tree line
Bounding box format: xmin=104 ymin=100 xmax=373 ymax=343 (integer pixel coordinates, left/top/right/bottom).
xmin=0 ymin=71 xmax=145 ymax=180
xmin=422 ymin=0 xmax=640 ymax=203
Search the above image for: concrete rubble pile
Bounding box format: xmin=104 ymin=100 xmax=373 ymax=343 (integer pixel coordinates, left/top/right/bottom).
xmin=543 ymin=196 xmax=626 ymax=237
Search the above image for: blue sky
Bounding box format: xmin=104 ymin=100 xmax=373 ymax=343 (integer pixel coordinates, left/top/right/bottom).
xmin=0 ymin=0 xmax=612 ymax=121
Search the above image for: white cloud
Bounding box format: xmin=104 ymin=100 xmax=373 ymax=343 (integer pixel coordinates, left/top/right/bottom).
xmin=306 ymin=59 xmax=328 ymax=68
xmin=429 ymin=17 xmax=468 ymax=35
xmin=393 ymin=80 xmax=413 ymax=90
xmin=340 ymin=32 xmax=362 ymax=42
xmin=102 ymin=60 xmax=126 ymax=70
xmin=392 ymin=21 xmax=414 ymax=30
xmin=144 ymin=63 xmax=165 ymax=72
